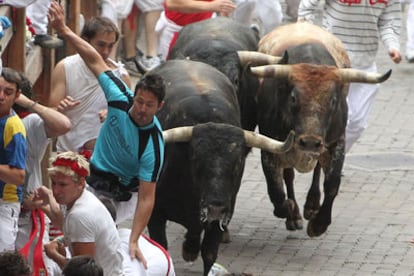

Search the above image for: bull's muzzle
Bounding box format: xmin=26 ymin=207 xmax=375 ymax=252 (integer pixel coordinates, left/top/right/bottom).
xmin=297 ymin=134 xmax=323 ymax=152
xmin=200 ymin=205 xmax=231 ymax=231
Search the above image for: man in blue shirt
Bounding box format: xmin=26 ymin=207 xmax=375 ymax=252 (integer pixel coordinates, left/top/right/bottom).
xmin=0 ymin=67 xmax=27 ymax=252
xmin=48 ymin=2 xmax=166 ymax=269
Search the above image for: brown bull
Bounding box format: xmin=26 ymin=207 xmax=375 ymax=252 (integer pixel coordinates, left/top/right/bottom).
xmin=244 ymin=22 xmax=391 ymax=236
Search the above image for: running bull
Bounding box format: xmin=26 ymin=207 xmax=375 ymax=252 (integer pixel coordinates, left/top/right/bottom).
xmin=148 ymin=60 xmax=293 ymax=275
xmin=169 ymin=16 xmax=281 ymax=131
xmin=248 ymin=22 xmax=391 ymax=237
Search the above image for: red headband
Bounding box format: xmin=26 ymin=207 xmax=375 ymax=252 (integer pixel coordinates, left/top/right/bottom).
xmin=52 ymin=158 xmax=88 ymax=177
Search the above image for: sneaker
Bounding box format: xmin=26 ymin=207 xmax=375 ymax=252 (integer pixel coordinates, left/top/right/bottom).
xmin=137 ymin=55 xmax=162 ymax=73
xmin=208 ymin=263 xmax=229 ymax=276
xmin=122 ymin=56 xmax=141 ymax=77
xmin=406 ymin=50 xmax=414 ymax=63
xmin=33 ymin=34 xmax=63 ymax=49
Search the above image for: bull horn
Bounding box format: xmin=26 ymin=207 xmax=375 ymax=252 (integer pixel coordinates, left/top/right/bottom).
xmin=250 ymin=64 xmax=292 ymax=78
xmin=244 ymin=130 xmax=295 ymax=153
xmin=237 ymin=51 xmax=283 ymax=67
xmin=339 ymin=68 xmax=392 ymax=83
xmin=163 ymin=126 xmax=194 ymax=143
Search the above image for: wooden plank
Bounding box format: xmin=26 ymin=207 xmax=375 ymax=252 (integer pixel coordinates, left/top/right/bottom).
xmin=65 ymin=0 xmax=80 ymax=55
xmin=25 ymin=46 xmax=43 ymax=84
xmin=81 ymin=0 xmax=98 ymax=21
xmin=2 ymin=8 xmax=25 ymax=71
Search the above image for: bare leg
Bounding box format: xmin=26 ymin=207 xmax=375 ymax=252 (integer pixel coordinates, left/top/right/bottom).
xmin=122 ymin=6 xmax=140 ymax=59
xmin=143 ymin=10 xmax=161 ymax=57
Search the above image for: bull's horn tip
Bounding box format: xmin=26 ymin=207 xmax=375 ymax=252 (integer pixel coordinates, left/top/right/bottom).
xmin=282 ymin=130 xmax=295 ymax=151
xmin=287 ymin=130 xmax=295 ymax=142
xmin=380 ymin=69 xmax=392 ymax=83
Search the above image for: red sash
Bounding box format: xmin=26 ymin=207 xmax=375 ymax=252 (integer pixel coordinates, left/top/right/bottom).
xmin=164 ymin=2 xmax=213 ymax=26
xmin=20 ymin=209 xmax=48 ymax=276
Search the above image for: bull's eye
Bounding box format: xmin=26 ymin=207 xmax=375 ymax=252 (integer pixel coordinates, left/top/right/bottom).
xmin=330 ymin=96 xmax=337 ymax=108
xmin=233 ymin=76 xmax=239 ymax=88
xmin=290 ymin=91 xmax=297 ymax=105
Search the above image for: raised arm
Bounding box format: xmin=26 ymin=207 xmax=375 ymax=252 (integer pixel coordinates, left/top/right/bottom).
xmin=48 ymin=2 xmax=110 ymax=77
xmin=34 ymin=185 xmax=64 ymax=230
xmin=16 ymin=93 xmax=72 ymax=138
xmin=165 ymin=0 xmax=236 ymax=14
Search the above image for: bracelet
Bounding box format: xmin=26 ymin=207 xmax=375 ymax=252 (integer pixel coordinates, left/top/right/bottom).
xmin=56 ymin=236 xmax=65 ymax=245
xmin=29 ymin=101 xmax=38 ymax=110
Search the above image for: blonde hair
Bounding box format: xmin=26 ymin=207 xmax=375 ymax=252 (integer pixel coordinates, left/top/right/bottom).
xmin=48 ymin=151 xmax=90 ymax=182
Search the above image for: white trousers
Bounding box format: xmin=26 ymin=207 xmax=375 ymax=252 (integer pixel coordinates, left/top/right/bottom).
xmin=86 ymin=185 xmax=138 ymax=225
xmin=345 ymin=63 xmax=380 ymax=153
xmin=0 ymin=201 xmax=20 ymax=252
xmin=26 ymin=0 xmax=51 ymax=35
xmin=101 ymin=0 xmax=118 ymax=25
xmin=119 ymin=228 xmax=176 ymax=276
xmin=406 ymin=1 xmax=414 ymax=56
xmin=155 ymin=11 xmax=183 ymax=61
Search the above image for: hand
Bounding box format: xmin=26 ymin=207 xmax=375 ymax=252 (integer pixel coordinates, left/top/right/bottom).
xmin=129 ymin=241 xmax=148 ymax=269
xmin=57 ymin=96 xmax=81 ymax=113
xmin=34 ymin=186 xmax=54 ymax=206
xmin=211 ymin=0 xmax=236 ymax=15
xmin=98 ymin=109 xmax=107 ymax=123
xmin=388 ymin=48 xmax=401 ymax=64
xmin=48 ymin=1 xmax=67 ymax=35
xmin=22 ymin=192 xmax=45 ymax=210
xmin=15 ymin=93 xmax=33 ymax=109
xmin=44 ymin=238 xmax=66 ymax=261
xmin=44 ymin=240 xmax=61 ymax=260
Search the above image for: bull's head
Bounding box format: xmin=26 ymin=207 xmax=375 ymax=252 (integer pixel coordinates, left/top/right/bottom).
xmin=249 ymin=63 xmax=391 ymax=172
xmin=163 ymin=123 xmax=294 ymax=228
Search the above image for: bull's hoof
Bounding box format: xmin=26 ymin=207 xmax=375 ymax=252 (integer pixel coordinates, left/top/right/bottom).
xmin=182 ymin=249 xmax=198 ymax=262
xmin=182 ymin=243 xmax=199 ymax=262
xmin=273 ymin=199 xmax=296 ymax=219
xmin=285 ymin=220 xmax=296 ymax=231
xmin=304 ymin=200 xmax=320 ymax=220
xmin=306 ymin=218 xmax=328 ymax=237
xmin=273 ymin=208 xmax=287 ymax=218
xmin=295 ymin=219 xmax=303 ymax=230
xmin=286 ymin=218 xmax=303 ymax=231
xmin=304 ymin=208 xmax=318 ymax=220
xmin=221 ymin=229 xmax=231 ymax=243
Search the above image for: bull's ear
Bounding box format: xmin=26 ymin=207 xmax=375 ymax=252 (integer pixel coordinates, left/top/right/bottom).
xmin=280 ymin=51 xmax=289 ymax=64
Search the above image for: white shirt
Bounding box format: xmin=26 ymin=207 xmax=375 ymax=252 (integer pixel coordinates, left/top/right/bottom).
xmin=63 ymin=190 xmax=124 ymax=275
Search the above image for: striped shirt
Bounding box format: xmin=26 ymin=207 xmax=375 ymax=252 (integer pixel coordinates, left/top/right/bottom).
xmin=298 ymin=0 xmax=401 ymax=67
xmin=0 ymin=112 xmax=26 ymax=202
